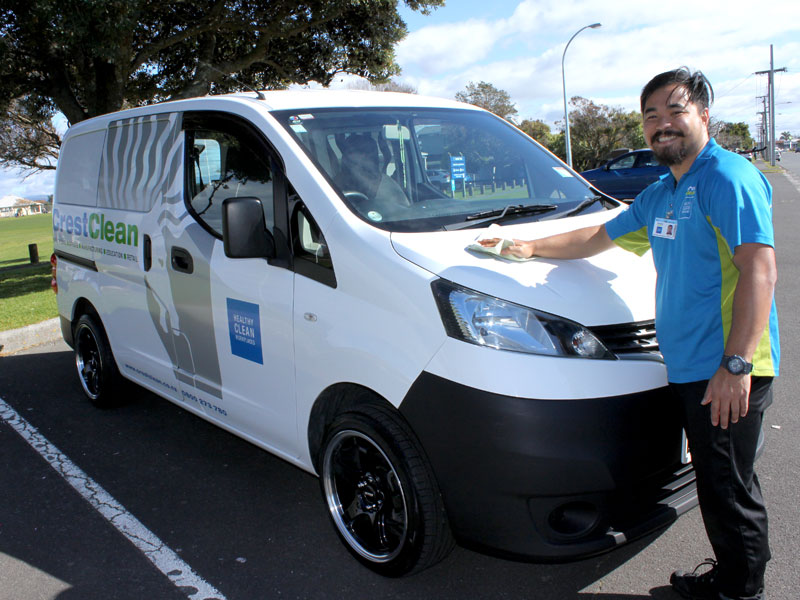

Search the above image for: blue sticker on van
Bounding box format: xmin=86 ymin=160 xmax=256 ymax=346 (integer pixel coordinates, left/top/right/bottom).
xmin=226 ymin=298 xmax=263 ymax=364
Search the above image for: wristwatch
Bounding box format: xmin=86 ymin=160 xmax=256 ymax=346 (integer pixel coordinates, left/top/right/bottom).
xmin=721 ymin=354 xmax=753 ymax=375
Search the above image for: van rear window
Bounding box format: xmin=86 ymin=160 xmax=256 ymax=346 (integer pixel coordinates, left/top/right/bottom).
xmin=55 ymin=129 xmax=106 ymax=207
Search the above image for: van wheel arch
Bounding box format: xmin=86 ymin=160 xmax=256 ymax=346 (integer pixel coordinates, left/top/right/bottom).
xmin=72 ymin=298 xmax=101 ymax=325
xmin=308 ymin=384 xmax=390 ymax=473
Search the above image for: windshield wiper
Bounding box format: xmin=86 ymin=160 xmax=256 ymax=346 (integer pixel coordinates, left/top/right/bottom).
xmin=445 ymin=203 xmax=557 ymax=230
xmin=563 ymin=195 xmax=610 ymax=217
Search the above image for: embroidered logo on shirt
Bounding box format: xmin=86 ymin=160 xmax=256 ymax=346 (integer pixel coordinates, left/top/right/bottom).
xmin=679 ymin=186 xmax=695 ymax=219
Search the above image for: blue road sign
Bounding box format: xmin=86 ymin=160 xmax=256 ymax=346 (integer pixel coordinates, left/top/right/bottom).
xmin=450 ymin=156 xmax=466 ymax=180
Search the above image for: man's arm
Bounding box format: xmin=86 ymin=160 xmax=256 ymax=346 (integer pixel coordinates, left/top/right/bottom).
xmin=479 ymin=224 xmax=616 ymax=259
xmin=702 ymin=243 xmax=778 ymax=428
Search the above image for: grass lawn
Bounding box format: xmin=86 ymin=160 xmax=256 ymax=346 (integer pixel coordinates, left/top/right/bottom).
xmin=0 ymin=213 xmax=58 ymax=331
xmin=0 ymin=264 xmax=57 ymax=331
xmin=0 ymin=213 xmax=54 ymax=268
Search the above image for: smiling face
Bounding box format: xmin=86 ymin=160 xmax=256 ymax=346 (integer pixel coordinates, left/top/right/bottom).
xmin=642 ymin=83 xmax=710 ymax=180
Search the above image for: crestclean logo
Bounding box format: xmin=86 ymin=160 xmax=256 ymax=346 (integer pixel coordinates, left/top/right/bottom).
xmin=53 ymin=208 xmax=139 ymax=247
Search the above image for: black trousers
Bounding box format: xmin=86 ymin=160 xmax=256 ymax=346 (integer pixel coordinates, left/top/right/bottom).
xmin=670 ymin=377 xmax=773 ymax=598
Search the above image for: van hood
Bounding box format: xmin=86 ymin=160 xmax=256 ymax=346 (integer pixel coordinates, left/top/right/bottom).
xmin=390 ymin=212 xmax=656 ymax=327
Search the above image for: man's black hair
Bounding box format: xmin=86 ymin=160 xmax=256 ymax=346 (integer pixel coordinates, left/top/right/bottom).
xmin=640 ymin=67 xmax=714 ymax=113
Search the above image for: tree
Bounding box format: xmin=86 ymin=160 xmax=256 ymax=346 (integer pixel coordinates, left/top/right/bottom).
xmin=710 ymin=120 xmax=753 ymax=150
xmin=0 ymin=0 xmax=443 ymax=172
xmin=517 ymin=119 xmax=552 ymax=146
xmin=0 ymin=96 xmax=61 ymax=171
xmin=780 ymin=131 xmax=793 ymax=141
xmin=558 ymin=97 xmax=644 ymax=171
xmin=455 ymin=81 xmax=517 ymax=122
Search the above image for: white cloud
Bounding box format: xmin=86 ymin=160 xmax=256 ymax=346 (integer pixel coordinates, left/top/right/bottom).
xmin=396 ymin=19 xmax=504 ymax=75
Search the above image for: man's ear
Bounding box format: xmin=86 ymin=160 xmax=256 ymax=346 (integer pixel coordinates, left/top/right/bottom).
xmin=701 ymin=107 xmax=710 ymax=129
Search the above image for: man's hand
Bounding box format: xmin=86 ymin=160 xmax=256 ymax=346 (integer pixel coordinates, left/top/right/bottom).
xmin=477 ymin=238 xmax=536 ymax=259
xmin=702 ymin=369 xmax=751 ymax=428
xmin=477 ymin=225 xmax=612 ymax=259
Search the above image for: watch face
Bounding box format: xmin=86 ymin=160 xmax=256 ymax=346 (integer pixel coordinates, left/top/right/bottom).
xmin=727 ymin=356 xmax=745 ymax=374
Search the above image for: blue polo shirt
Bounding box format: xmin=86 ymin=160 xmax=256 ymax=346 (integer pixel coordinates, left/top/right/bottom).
xmin=605 ymin=139 xmax=780 ymax=383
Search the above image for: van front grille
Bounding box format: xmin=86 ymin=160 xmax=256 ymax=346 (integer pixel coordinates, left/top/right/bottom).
xmin=589 ymin=320 xmax=660 ymax=357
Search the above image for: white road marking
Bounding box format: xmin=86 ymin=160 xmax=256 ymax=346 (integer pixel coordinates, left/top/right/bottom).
xmin=0 ymin=397 xmax=227 ymax=600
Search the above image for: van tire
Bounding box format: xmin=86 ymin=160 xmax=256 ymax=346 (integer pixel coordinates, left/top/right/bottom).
xmin=319 ymin=403 xmax=454 ymax=576
xmin=73 ymin=314 xmax=123 ymax=408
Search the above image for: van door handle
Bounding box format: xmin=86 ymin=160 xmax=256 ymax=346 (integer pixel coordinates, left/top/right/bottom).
xmin=170 ymin=247 xmax=193 ymax=274
xmin=143 ymin=235 xmax=152 ymax=272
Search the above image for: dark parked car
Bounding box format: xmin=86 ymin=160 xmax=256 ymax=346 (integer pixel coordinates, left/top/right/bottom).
xmin=581 ymin=149 xmax=668 ymax=200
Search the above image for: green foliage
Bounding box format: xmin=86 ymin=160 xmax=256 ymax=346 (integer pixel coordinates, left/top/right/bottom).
xmin=712 ymin=120 xmax=753 ymax=150
xmin=780 ymin=131 xmax=793 ymax=141
xmin=548 ymin=131 xmax=566 ymax=161
xmin=455 ymin=81 xmax=518 ymax=122
xmin=0 ymin=0 xmax=443 ymax=170
xmin=517 ymin=119 xmax=552 ymax=146
xmin=563 ymin=97 xmax=645 ymax=171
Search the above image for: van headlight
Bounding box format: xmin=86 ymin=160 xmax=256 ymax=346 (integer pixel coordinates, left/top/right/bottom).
xmin=431 ymin=279 xmax=615 ymax=359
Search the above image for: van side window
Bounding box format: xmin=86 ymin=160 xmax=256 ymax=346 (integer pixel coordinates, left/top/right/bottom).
xmin=184 ymin=125 xmax=274 ymax=237
xmin=289 ymin=186 xmax=336 ymax=288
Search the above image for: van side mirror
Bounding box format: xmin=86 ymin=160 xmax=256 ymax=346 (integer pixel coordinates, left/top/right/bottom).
xmin=222 ymin=197 xmax=276 ymax=259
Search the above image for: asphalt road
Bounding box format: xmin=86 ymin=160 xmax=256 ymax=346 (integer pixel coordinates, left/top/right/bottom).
xmin=1 ymin=160 xmax=799 ymax=600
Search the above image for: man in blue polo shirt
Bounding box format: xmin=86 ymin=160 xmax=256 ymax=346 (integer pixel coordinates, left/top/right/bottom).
xmin=482 ymin=67 xmax=779 ymax=600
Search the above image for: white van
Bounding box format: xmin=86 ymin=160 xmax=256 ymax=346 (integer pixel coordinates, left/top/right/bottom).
xmin=52 ymin=90 xmax=696 ymax=576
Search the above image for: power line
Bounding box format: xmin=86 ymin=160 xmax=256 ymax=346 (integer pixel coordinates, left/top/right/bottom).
xmin=715 ymin=73 xmax=754 ymax=100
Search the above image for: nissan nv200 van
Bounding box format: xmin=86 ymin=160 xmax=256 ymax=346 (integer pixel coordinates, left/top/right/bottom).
xmin=52 ymin=90 xmax=697 ymax=576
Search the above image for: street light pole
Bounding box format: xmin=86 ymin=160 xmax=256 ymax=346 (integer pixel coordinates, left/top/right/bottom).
xmin=562 ymin=22 xmax=601 ymax=168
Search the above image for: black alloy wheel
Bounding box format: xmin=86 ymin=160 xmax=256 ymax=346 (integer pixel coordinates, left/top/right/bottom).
xmin=320 ymin=404 xmax=453 ymax=576
xmin=73 ymin=314 xmax=123 ymax=408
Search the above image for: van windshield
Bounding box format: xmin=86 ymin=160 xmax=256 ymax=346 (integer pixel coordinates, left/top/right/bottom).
xmin=273 ymin=108 xmax=615 ymax=232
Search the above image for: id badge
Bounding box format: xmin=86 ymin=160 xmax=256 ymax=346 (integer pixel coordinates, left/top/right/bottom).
xmin=653 ymin=217 xmax=677 ymax=239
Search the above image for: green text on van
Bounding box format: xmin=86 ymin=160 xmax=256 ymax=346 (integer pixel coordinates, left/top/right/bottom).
xmin=53 ymin=209 xmax=139 ymax=247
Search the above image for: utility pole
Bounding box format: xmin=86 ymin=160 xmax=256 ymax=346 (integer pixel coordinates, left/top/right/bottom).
xmin=757 ymin=112 xmax=766 ymax=149
xmin=756 ymin=96 xmax=767 ymax=149
xmin=755 ymin=45 xmax=787 ymax=166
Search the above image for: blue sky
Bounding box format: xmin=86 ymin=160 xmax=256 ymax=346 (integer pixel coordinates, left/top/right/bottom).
xmin=3 ymin=0 xmax=799 ymax=199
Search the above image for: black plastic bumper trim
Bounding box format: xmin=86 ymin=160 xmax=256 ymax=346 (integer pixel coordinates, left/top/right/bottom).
xmin=399 ymin=371 xmax=698 ymax=560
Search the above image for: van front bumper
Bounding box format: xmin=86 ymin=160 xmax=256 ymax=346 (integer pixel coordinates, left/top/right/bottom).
xmin=400 ymin=371 xmax=697 ymax=560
